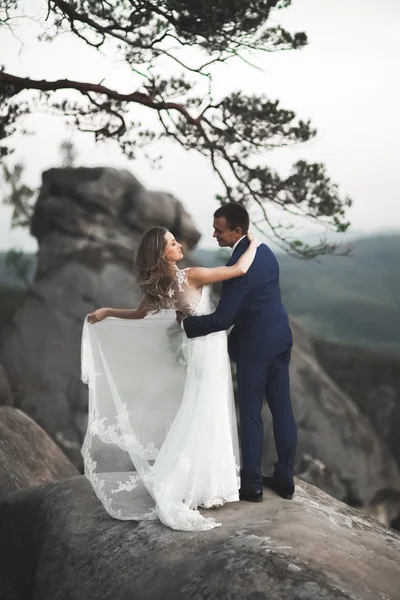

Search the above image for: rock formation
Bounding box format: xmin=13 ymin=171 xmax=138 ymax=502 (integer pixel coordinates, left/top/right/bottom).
xmin=0 ymin=166 xmax=399 ymax=523
xmin=0 ymin=362 xmax=12 ymax=406
xmin=263 ymin=319 xmax=400 ymax=511
xmin=0 ymin=167 xmax=200 ymax=466
xmin=0 ymin=475 xmax=399 ymax=599
xmin=313 ymin=338 xmax=400 ymax=473
xmin=0 ymin=406 xmax=78 ymax=499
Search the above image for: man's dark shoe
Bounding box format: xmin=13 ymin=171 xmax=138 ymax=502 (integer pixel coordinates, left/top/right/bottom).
xmin=239 ymin=488 xmax=263 ymax=503
xmin=262 ymin=476 xmax=294 ymax=500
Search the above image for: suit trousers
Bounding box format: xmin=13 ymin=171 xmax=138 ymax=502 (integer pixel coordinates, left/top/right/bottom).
xmin=236 ymin=346 xmax=297 ymax=491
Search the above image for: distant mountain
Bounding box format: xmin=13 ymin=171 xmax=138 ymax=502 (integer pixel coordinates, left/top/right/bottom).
xmin=191 ymin=234 xmax=400 ymax=353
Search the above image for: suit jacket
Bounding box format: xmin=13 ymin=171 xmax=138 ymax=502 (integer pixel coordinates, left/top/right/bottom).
xmin=183 ymin=237 xmax=292 ymax=363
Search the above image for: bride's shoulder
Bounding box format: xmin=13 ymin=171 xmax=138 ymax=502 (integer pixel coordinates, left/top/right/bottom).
xmin=175 ymin=267 xmax=191 ymax=291
xmin=175 ymin=267 xmax=202 ymax=293
xmin=176 ymin=267 xmax=190 ymax=278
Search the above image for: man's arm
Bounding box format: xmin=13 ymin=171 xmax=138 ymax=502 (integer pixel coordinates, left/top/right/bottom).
xmin=183 ymin=274 xmax=250 ymax=339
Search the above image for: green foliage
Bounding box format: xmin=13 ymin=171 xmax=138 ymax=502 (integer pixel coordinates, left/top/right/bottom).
xmin=59 ymin=139 xmax=78 ymax=167
xmin=0 ymin=0 xmax=351 ymax=256
xmin=0 ymin=79 xmax=30 ymax=159
xmin=5 ymin=247 xmax=32 ymax=288
xmin=1 ymin=162 xmax=36 ymax=228
xmin=0 ymin=249 xmax=33 ymax=328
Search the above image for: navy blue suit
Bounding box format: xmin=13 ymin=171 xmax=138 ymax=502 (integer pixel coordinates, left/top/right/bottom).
xmin=184 ymin=238 xmax=297 ymax=491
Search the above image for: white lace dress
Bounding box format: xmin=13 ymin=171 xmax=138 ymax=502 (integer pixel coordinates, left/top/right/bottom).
xmin=81 ymin=268 xmax=240 ymax=531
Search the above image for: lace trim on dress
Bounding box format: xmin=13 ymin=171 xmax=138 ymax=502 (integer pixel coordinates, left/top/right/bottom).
xmin=176 ymin=267 xmax=189 ymax=292
xmin=80 ymin=276 xmax=239 ymax=531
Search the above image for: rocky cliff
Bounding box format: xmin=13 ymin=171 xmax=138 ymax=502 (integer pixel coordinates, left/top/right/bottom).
xmin=1 ymin=167 xmax=399 ymax=525
xmin=263 ymin=320 xmax=400 ymax=515
xmin=1 ymin=471 xmax=399 ymax=599
xmin=0 ymin=167 xmax=200 ymax=465
xmin=1 ymin=401 xmax=399 ymax=600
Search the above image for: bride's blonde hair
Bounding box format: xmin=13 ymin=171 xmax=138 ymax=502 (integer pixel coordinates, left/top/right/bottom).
xmin=135 ymin=227 xmax=176 ymax=312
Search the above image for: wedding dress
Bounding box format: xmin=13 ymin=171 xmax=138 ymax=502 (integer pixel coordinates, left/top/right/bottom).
xmin=81 ymin=268 xmax=240 ymax=531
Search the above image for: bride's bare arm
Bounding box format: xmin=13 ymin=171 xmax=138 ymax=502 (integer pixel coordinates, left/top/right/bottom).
xmin=88 ymin=300 xmax=148 ymax=324
xmin=187 ymin=234 xmax=259 ymax=288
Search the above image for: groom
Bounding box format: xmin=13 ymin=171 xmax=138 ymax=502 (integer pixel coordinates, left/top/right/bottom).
xmin=181 ymin=203 xmax=297 ymax=502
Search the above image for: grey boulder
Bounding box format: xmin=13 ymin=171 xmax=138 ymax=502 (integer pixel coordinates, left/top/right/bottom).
xmin=0 ymin=476 xmax=399 ymax=599
xmin=0 ymin=167 xmax=200 ymax=466
xmin=0 ymin=406 xmax=78 ymax=499
xmin=0 ymin=363 xmax=12 ymax=406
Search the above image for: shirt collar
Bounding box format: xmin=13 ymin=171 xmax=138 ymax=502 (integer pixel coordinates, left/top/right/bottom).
xmin=231 ymin=235 xmax=246 ymax=255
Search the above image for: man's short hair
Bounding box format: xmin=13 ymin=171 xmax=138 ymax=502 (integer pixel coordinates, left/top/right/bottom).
xmin=214 ymin=203 xmax=249 ymax=234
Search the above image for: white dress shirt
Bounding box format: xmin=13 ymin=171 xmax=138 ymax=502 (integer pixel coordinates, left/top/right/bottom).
xmin=231 ymin=235 xmax=246 ymax=255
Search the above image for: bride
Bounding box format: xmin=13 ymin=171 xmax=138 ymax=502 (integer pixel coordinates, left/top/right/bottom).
xmin=82 ymin=226 xmax=258 ymax=531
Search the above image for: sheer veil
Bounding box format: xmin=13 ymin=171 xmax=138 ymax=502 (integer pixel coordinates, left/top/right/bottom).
xmin=81 ymin=274 xmax=240 ymax=531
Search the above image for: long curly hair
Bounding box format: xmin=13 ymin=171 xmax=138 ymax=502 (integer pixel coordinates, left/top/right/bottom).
xmin=135 ymin=227 xmax=176 ymax=312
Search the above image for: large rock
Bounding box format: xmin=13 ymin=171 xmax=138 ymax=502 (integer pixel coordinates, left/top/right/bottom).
xmin=0 ymin=406 xmax=78 ymax=499
xmin=0 ymin=476 xmax=399 ymax=599
xmin=0 ymin=168 xmax=200 ymax=466
xmin=262 ymin=319 xmax=400 ymax=516
xmin=1 ymin=166 xmax=399 ymax=517
xmin=0 ymin=362 xmax=12 ymax=406
xmin=313 ymin=339 xmax=400 ymax=472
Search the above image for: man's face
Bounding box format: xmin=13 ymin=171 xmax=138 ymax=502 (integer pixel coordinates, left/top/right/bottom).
xmin=213 ymin=216 xmax=243 ymax=248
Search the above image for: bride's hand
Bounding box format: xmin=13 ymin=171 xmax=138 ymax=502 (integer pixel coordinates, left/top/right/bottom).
xmin=247 ymin=232 xmax=260 ymax=247
xmin=87 ymin=308 xmax=110 ymax=324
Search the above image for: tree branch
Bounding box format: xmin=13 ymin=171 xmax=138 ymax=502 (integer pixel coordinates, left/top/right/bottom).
xmin=0 ymin=0 xmax=350 ymax=258
xmin=0 ymin=71 xmax=201 ymax=125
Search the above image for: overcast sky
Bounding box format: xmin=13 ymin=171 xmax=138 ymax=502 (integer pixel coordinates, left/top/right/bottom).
xmin=1 ymin=0 xmax=399 ymax=251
